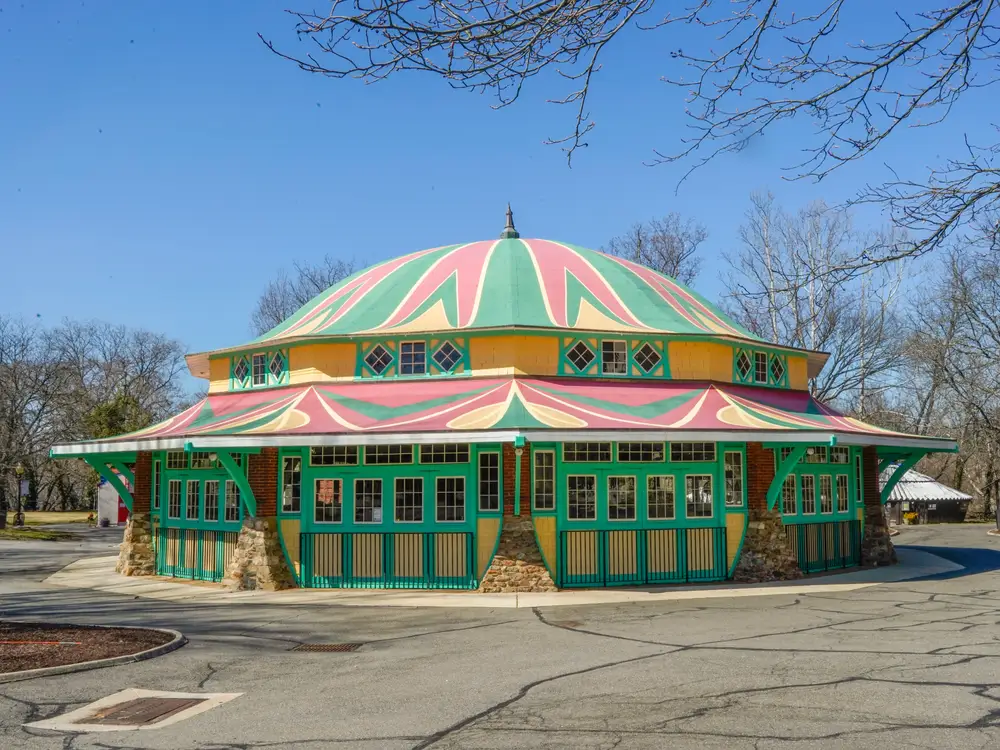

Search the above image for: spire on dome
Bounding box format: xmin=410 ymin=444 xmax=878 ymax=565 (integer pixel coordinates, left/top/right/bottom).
xmin=500 ymin=204 xmax=519 ymax=239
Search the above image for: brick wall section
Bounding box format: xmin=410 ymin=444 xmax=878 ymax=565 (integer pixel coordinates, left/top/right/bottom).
xmin=862 ymin=446 xmax=880 ymax=507
xmin=746 ymin=442 xmax=775 ymax=513
xmin=502 ymin=442 xmax=532 ymax=516
xmin=131 ymin=451 xmax=152 ymax=514
xmin=248 ymin=447 xmax=279 ymax=517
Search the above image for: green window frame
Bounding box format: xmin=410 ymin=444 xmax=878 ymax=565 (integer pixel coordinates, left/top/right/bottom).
xmin=478 ymin=452 xmax=501 ymax=513
xmin=567 ymin=475 xmax=597 ymax=520
xmin=152 ymin=460 xmax=161 ymax=510
xmin=435 ymin=476 xmax=466 ymax=522
xmin=231 ymin=349 xmax=289 ymax=390
xmin=281 ymin=456 xmax=302 ymax=514
xmin=315 ymin=478 xmax=343 ymax=523
xmin=533 ymin=450 xmax=556 ymax=511
xmin=204 ymin=480 xmax=220 ymax=522
xmin=723 ymin=451 xmax=745 ymax=507
xmin=734 ymin=347 xmax=789 ymax=388
xmin=560 ymin=338 xmax=668 ymax=378
xmin=608 ymin=476 xmax=637 ymax=521
xmin=684 ymin=475 xmax=714 ymax=519
xmin=185 ymin=479 xmax=200 ymax=520
xmin=167 ymin=479 xmax=181 ymax=519
xmin=393 ymin=477 xmax=422 ymax=522
xmin=647 ymin=475 xmax=676 ymax=520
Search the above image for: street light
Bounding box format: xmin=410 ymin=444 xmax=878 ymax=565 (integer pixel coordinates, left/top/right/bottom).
xmin=13 ymin=462 xmax=25 ymax=527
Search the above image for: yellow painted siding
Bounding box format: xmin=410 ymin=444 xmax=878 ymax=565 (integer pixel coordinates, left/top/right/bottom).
xmin=208 ymin=358 xmax=230 ymax=394
xmin=647 ymin=529 xmax=678 ymax=573
xmin=477 ymin=517 xmax=502 ymax=578
xmin=279 ymin=518 xmax=301 ymax=576
xmin=565 ymin=530 xmax=598 ymax=576
xmin=787 ymin=356 xmax=809 ymax=390
xmin=289 ymin=343 xmax=356 ymax=384
xmin=395 ymin=534 xmax=424 ymax=577
xmin=607 ymin=531 xmax=638 ymax=575
xmin=686 ymin=528 xmax=716 ymax=571
xmin=434 ymin=533 xmax=469 ymax=578
xmin=469 ymin=336 xmax=559 ymax=376
xmin=726 ymin=513 xmax=747 ymax=571
xmin=533 ymin=516 xmax=557 ymax=575
xmin=667 ymin=341 xmax=732 ymax=382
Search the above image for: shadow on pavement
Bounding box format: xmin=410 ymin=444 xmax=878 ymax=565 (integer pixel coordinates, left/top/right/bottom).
xmin=896 ymin=543 xmax=1000 ymax=580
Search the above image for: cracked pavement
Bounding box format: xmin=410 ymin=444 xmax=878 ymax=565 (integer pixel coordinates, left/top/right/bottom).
xmin=1 ymin=524 xmax=999 ymax=749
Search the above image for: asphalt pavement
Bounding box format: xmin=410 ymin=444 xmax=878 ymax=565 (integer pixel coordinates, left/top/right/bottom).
xmin=1 ymin=523 xmax=999 ymax=749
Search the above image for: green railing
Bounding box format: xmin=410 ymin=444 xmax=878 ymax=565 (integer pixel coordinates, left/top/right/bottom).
xmin=557 ymin=527 xmax=728 ymax=588
xmin=299 ymin=531 xmax=477 ymax=589
xmin=783 ymin=519 xmax=861 ymax=573
xmin=156 ymin=526 xmax=239 ymax=582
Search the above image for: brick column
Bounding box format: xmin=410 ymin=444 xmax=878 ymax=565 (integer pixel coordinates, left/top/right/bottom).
xmin=861 ymin=445 xmax=896 ymax=566
xmin=732 ymin=442 xmax=802 ymax=582
xmin=224 ymin=447 xmax=296 ymax=591
xmin=116 ymin=451 xmax=155 ymax=576
xmin=481 ymin=440 xmax=556 ymax=593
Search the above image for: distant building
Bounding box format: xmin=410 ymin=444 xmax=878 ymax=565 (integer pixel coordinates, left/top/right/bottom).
xmin=882 ymin=468 xmax=971 ymax=524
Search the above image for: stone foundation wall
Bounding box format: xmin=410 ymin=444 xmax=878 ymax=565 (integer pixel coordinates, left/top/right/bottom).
xmin=224 ymin=516 xmax=296 ymax=591
xmin=479 ymin=516 xmax=557 ymax=593
xmin=116 ymin=512 xmax=155 ymax=576
xmin=861 ymin=446 xmax=897 ymax=566
xmin=732 ymin=508 xmax=802 ymax=582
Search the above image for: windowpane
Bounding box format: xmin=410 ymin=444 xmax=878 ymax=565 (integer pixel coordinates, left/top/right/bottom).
xmin=420 ymin=444 xmax=470 ymax=464
xmin=394 ymin=478 xmax=422 ymax=522
xmin=831 ymin=447 xmax=850 ymax=465
xmin=281 ymin=456 xmax=302 ymax=513
xmin=685 ymin=475 xmax=713 ymax=518
xmin=837 ymin=474 xmax=850 ymax=512
xmin=608 ymin=476 xmax=636 ymax=520
xmin=567 ymin=341 xmax=595 ymax=371
xmin=724 ymin=451 xmax=744 ymax=507
xmin=634 ymin=343 xmax=661 ymax=373
xmin=670 ymin=443 xmax=716 ymax=462
xmin=400 ymin=341 xmax=426 ymax=375
xmin=166 ymin=451 xmax=187 ymax=470
xmin=168 ymin=479 xmax=181 ymax=519
xmin=801 ymin=475 xmax=816 ymax=514
xmin=316 ymin=479 xmax=343 ymax=523
xmin=617 ymin=442 xmax=665 ymax=462
xmin=364 ymin=344 xmax=392 ymax=374
xmin=820 ymin=475 xmax=833 ymax=513
xmin=563 ymin=442 xmax=612 ymax=462
xmin=152 ymin=461 xmax=161 ymax=510
xmin=204 ymin=480 xmax=219 ymax=521
xmin=736 ymin=350 xmax=752 ymax=380
xmin=436 ymin=477 xmax=466 ymax=522
xmin=782 ymin=475 xmax=797 ymax=515
xmin=190 ymin=451 xmax=215 ymax=469
xmin=567 ymin=475 xmax=596 ymax=519
xmin=769 ymin=354 xmax=785 ymax=383
xmin=601 ymin=340 xmax=627 ymax=375
xmin=432 ymin=341 xmax=462 ymax=371
xmin=186 ymin=480 xmax=200 ymax=520
xmin=804 ymin=446 xmax=828 ymax=464
xmin=233 ymin=356 xmax=250 ymax=384
xmin=647 ymin=476 xmax=675 ymax=519
xmin=309 ymin=446 xmax=359 ymax=466
xmin=252 ymin=353 xmax=267 ymax=386
xmin=478 ymin=452 xmax=500 ymax=512
xmin=351 ymin=479 xmax=379 ymax=523
xmin=269 ymin=351 xmax=286 ymax=380
xmin=754 ymin=352 xmax=768 ymax=383
xmin=855 ymin=456 xmax=864 ymax=506
xmin=225 ymin=481 xmax=240 ymax=521
xmin=365 ymin=445 xmax=413 ymax=465
xmin=533 ymin=451 xmax=555 ymax=510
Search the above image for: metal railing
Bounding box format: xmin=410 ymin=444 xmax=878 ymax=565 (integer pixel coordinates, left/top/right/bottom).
xmin=299 ymin=531 xmax=477 ymax=589
xmin=156 ymin=526 xmax=239 ymax=582
xmin=557 ymin=527 xmax=728 ymax=588
xmin=783 ymin=519 xmax=861 ymax=573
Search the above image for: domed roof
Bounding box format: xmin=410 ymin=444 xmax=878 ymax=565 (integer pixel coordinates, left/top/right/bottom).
xmin=251 ymin=238 xmax=761 ymax=344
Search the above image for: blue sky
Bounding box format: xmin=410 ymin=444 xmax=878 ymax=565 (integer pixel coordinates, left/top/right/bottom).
xmin=0 ymin=2 xmax=987 ymax=391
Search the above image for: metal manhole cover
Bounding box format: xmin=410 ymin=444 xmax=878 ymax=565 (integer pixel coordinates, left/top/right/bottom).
xmin=291 ymin=643 xmax=364 ymax=652
xmin=89 ymin=697 xmax=207 ymax=726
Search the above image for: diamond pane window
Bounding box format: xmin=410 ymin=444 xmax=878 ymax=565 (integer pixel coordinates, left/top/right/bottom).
xmin=634 ymin=343 xmax=661 ymax=373
xmin=269 ymin=351 xmax=286 ymax=380
xmin=432 ymin=342 xmax=462 ymax=371
xmin=601 ymin=340 xmax=627 ymax=375
xmin=364 ymin=344 xmax=393 ymax=375
xmin=567 ymin=341 xmax=595 ymax=371
xmin=233 ymin=357 xmax=250 ymax=384
xmin=736 ymin=350 xmax=752 ymax=380
xmin=769 ymin=354 xmax=785 ymax=383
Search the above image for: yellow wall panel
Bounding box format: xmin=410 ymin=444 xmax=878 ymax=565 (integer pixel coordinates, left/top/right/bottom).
xmin=289 ymin=343 xmax=356 ymax=384
xmin=208 ymin=358 xmax=230 ymax=394
xmin=477 ymin=517 xmax=502 ymax=578
xmin=279 ymin=518 xmax=301 ymax=576
xmin=787 ymin=356 xmax=808 ymax=390
xmin=533 ymin=516 xmax=557 ymax=575
xmin=726 ymin=513 xmax=747 ymax=571
xmin=469 ymin=336 xmax=559 ymax=376
xmin=667 ymin=341 xmax=733 ymax=382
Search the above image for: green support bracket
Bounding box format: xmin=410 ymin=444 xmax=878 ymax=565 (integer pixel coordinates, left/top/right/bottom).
xmin=84 ymin=458 xmax=134 ymax=513
xmin=216 ymin=451 xmax=256 ymax=517
xmin=106 ymin=459 xmax=135 ymax=490
xmin=880 ymin=452 xmax=924 ymax=506
xmin=766 ymin=445 xmax=809 ymax=512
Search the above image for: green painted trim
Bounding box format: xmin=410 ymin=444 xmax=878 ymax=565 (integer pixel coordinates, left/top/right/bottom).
xmin=217 ymin=451 xmax=256 ymax=517
xmin=107 ymin=459 xmax=135 ymax=496
xmin=514 ymin=446 xmax=523 ymax=516
xmin=767 ymin=445 xmax=809 ymax=511
xmin=733 ymin=347 xmax=790 ymax=389
xmin=85 ymin=458 xmax=134 ymax=513
xmin=880 ymin=452 xmax=924 ymax=506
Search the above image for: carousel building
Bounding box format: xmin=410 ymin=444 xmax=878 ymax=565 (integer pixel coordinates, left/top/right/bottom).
xmin=52 ymin=212 xmax=956 ymax=592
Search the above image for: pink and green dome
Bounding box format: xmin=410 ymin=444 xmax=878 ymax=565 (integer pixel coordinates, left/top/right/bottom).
xmin=249 ymin=238 xmax=761 ymax=345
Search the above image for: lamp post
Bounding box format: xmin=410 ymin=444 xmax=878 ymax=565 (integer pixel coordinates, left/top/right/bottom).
xmin=13 ymin=462 xmax=26 ymax=527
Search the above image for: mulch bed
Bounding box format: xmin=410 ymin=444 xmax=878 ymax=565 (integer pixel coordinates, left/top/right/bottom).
xmin=0 ymin=622 xmax=173 ymax=675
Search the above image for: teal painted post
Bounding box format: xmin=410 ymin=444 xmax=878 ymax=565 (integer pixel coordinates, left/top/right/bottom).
xmin=766 ymin=445 xmax=809 ymax=511
xmin=513 ymin=436 xmax=526 ymax=515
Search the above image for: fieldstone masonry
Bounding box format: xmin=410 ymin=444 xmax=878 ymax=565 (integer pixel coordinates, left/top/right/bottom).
xmin=732 ymin=443 xmax=802 ymax=582
xmin=115 ymin=451 xmax=155 ymax=576
xmin=223 ymin=448 xmax=296 ymax=591
xmin=861 ymin=445 xmax=897 ymax=566
xmin=479 ymin=515 xmax=557 ymax=593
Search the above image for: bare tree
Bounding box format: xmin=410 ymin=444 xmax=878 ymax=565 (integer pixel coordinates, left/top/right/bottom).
xmin=724 ymin=193 xmax=905 ymax=403
xmin=604 ymin=213 xmax=705 ymax=284
xmin=266 ymin=1 xmax=1000 ymax=263
xmin=252 ymin=255 xmax=355 ymax=336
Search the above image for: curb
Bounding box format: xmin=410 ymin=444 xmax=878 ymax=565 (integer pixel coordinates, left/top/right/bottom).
xmin=0 ymin=623 xmax=186 ymax=684
xmin=988 ymin=529 xmax=1000 ymax=537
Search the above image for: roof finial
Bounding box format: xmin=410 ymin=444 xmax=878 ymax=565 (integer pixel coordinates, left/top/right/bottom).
xmin=500 ymin=203 xmax=520 ymax=239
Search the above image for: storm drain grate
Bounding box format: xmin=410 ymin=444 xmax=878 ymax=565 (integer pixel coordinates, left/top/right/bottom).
xmin=291 ymin=643 xmax=364 ymax=652
xmin=88 ymin=698 xmax=208 ymax=726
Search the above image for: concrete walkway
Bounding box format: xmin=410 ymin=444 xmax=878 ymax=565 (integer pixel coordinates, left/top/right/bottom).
xmin=43 ymin=547 xmax=963 ymax=608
